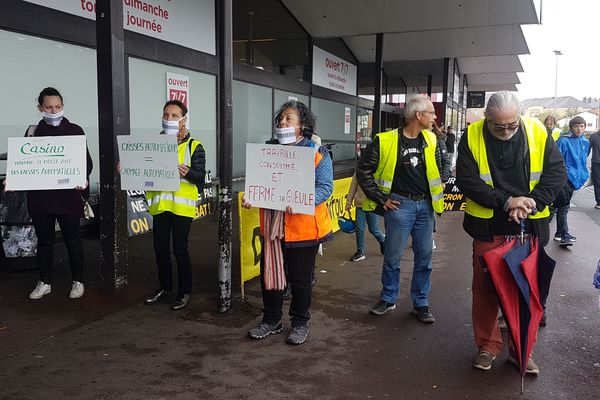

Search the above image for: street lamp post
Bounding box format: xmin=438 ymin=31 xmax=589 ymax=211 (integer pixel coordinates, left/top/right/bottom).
xmin=553 ymin=50 xmax=563 ymax=114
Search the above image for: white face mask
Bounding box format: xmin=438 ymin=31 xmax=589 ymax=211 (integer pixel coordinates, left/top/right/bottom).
xmin=162 ymin=116 xmax=185 ymax=135
xmin=42 ymin=110 xmax=64 ymax=127
xmin=275 ymin=126 xmax=297 ymax=144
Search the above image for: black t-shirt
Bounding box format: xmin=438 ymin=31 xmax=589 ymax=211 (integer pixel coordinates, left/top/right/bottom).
xmin=391 ymin=133 xmax=429 ymax=196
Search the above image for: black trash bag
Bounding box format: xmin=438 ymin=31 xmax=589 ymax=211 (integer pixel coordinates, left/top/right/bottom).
xmin=0 ymin=191 xmax=37 ymax=258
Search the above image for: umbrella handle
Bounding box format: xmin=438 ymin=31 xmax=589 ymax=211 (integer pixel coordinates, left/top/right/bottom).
xmin=519 ymin=221 xmax=525 ymax=244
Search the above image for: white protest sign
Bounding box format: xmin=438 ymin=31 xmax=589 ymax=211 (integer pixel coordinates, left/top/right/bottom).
xmin=6 ymin=136 xmax=87 ymax=191
xmin=117 ymin=135 xmax=180 ymax=191
xmin=245 ymin=143 xmax=316 ymax=215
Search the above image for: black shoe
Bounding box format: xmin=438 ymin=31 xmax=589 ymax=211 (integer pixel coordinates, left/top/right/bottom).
xmin=282 ymin=285 xmax=292 ymax=300
xmin=287 ymin=324 xmax=310 ymax=345
xmin=170 ymin=294 xmax=190 ymax=311
xmin=370 ymin=300 xmax=396 ymax=315
xmin=539 ymin=312 xmax=547 ymax=327
xmin=248 ymin=321 xmax=284 ymax=340
xmin=559 ymin=234 xmax=573 ymax=247
xmin=144 ymin=289 xmax=170 ymax=305
xmin=413 ymin=306 xmax=435 ymax=323
xmin=379 ymin=240 xmax=385 ymax=255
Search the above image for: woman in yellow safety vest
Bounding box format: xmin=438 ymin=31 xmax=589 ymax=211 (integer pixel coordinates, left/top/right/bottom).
xmin=143 ymin=100 xmax=206 ymax=311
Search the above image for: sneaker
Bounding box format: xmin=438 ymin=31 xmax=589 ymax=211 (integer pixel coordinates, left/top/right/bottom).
xmin=247 ymin=321 xmax=283 ymax=340
xmin=473 ymin=351 xmax=496 ymax=371
xmin=379 ymin=240 xmax=385 ymax=255
xmin=29 ymin=281 xmax=51 ymax=300
xmin=370 ymin=300 xmax=396 ymax=316
xmin=508 ymin=354 xmax=540 ymax=375
xmin=553 ymin=232 xmax=562 ymax=241
xmin=565 ymin=233 xmax=577 ymax=242
xmin=350 ymin=250 xmax=366 ymax=262
xmin=286 ymin=324 xmax=310 ymax=345
xmin=560 ymin=234 xmax=573 ymax=246
xmin=595 ymin=204 xmax=600 ymax=209
xmin=69 ymin=281 xmax=85 ymax=299
xmin=412 ymin=306 xmax=435 ymax=323
xmin=432 ymin=240 xmax=437 ymax=250
xmin=539 ymin=312 xmax=547 ymax=327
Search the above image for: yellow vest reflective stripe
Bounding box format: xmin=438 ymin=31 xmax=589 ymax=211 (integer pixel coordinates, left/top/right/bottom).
xmin=551 ymin=128 xmax=561 ymax=142
xmin=147 ymin=136 xmax=201 ymax=218
xmin=362 ymin=129 xmax=444 ymax=214
xmin=464 ymin=117 xmax=549 ymax=219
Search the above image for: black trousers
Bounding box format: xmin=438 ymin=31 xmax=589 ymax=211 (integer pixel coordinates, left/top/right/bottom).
xmin=261 ymin=244 xmax=319 ymax=327
xmin=592 ymin=163 xmax=600 ymax=205
xmin=153 ymin=211 xmax=193 ymax=296
xmin=31 ymin=214 xmax=83 ymax=284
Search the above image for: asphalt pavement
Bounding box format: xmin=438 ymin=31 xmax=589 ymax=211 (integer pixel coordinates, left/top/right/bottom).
xmin=1 ymin=189 xmax=599 ymax=400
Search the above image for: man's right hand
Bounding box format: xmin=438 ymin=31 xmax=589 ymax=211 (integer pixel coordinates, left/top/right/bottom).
xmin=241 ymin=195 xmax=252 ymax=209
xmin=383 ymin=198 xmax=401 ymax=211
xmin=507 ymin=196 xmax=536 ymax=213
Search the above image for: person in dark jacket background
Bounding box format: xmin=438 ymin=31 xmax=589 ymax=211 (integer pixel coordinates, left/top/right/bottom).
xmin=143 ymin=100 xmax=206 ymax=311
xmin=456 ymin=91 xmax=565 ymax=374
xmin=27 ymin=87 xmax=93 ymax=300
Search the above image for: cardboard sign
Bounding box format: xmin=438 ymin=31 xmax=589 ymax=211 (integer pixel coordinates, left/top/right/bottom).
xmin=244 ymin=143 xmax=315 ymax=215
xmin=5 ymin=136 xmax=87 ymax=191
xmin=443 ymin=177 xmax=467 ymax=211
xmin=117 ymin=135 xmax=180 ymax=192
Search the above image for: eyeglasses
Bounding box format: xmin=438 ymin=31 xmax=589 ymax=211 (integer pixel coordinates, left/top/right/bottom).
xmin=421 ymin=110 xmax=436 ymax=116
xmin=489 ymin=121 xmax=519 ymax=133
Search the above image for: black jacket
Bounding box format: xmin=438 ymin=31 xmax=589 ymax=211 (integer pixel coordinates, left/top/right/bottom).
xmin=356 ymin=131 xmax=443 ymax=208
xmin=180 ymin=133 xmax=206 ymax=191
xmin=455 ymin=122 xmax=566 ymax=244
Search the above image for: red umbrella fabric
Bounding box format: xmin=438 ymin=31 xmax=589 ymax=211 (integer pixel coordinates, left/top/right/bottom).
xmin=481 ymin=235 xmax=546 ymax=391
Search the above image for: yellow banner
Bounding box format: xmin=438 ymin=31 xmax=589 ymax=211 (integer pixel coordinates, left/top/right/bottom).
xmin=239 ymin=177 xmax=353 ymax=290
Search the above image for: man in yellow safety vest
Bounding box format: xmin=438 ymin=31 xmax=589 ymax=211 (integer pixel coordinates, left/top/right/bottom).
xmin=357 ymin=95 xmax=444 ymax=323
xmin=456 ymin=91 xmax=565 ymax=374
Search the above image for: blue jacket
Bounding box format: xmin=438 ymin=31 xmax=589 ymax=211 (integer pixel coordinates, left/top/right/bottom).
xmin=556 ymin=132 xmax=590 ymax=190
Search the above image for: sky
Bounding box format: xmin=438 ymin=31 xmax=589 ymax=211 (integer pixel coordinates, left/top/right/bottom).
xmin=517 ymin=0 xmax=600 ymax=102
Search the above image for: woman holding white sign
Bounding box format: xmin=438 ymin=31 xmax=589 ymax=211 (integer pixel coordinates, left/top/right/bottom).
xmin=27 ymin=87 xmax=93 ymax=300
xmin=244 ymin=101 xmax=333 ymax=345
xmin=143 ymin=100 xmax=206 ymax=311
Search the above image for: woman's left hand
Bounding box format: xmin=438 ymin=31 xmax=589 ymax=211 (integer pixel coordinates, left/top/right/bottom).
xmin=75 ymin=180 xmax=89 ymax=191
xmin=178 ymin=164 xmax=190 ymax=177
xmin=286 ymin=205 xmax=296 ymax=215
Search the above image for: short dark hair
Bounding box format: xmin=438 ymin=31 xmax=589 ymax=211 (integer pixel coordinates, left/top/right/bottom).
xmin=569 ymin=116 xmax=586 ymax=129
xmin=164 ymin=99 xmax=188 ymax=116
xmin=274 ymin=101 xmax=316 ymax=138
xmin=38 ymin=87 xmax=63 ymax=106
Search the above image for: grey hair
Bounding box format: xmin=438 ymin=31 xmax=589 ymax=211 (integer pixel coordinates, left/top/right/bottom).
xmin=484 ymin=91 xmax=522 ymax=118
xmin=404 ymin=95 xmax=432 ymax=121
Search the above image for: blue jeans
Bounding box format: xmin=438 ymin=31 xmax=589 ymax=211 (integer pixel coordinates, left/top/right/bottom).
xmin=380 ymin=193 xmax=434 ymax=308
xmin=355 ymin=208 xmax=385 ymax=252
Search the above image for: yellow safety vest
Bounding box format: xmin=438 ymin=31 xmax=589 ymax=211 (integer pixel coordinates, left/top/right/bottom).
xmin=551 ymin=128 xmax=561 ymax=142
xmin=464 ymin=117 xmax=549 ymax=219
xmin=146 ymin=136 xmax=202 ymax=218
xmin=362 ymin=129 xmax=444 ymax=214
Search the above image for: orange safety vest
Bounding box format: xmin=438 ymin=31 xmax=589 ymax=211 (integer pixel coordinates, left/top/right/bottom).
xmin=260 ymin=148 xmax=332 ymax=246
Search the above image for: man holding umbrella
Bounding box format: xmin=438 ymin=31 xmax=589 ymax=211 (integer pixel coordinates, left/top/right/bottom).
xmin=456 ymin=91 xmax=566 ymax=374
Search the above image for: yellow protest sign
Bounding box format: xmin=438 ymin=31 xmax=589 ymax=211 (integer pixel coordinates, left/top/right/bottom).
xmin=239 ymin=177 xmax=353 ymax=294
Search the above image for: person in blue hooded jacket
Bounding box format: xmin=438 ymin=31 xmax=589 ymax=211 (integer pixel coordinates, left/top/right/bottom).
xmin=554 ymin=116 xmax=590 ymax=245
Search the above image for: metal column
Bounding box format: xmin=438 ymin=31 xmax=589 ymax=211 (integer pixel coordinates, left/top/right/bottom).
xmin=217 ymin=0 xmax=233 ymax=312
xmin=427 ymin=74 xmax=433 ymax=97
xmin=441 ymin=58 xmax=449 ymax=127
xmin=95 ymin=0 xmax=129 ymax=291
xmin=372 ymin=33 xmax=384 ymax=137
